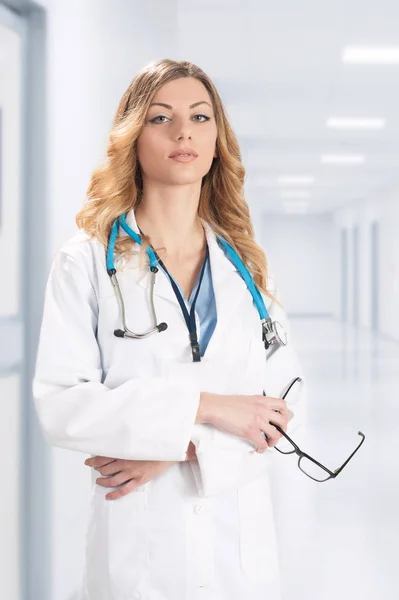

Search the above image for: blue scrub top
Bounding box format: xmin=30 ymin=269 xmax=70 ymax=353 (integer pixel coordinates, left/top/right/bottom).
xmin=158 ymin=251 xmax=217 ymax=357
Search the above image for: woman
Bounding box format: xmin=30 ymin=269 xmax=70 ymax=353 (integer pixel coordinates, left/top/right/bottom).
xmin=33 ymin=59 xmax=305 ymax=600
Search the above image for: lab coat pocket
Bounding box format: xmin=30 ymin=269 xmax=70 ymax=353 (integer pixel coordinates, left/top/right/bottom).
xmin=85 ymin=486 xmax=149 ymax=600
xmin=237 ymin=476 xmax=280 ymax=585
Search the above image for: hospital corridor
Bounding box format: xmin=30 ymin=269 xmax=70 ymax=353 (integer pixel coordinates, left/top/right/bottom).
xmin=1 ymin=0 xmax=399 ymax=599
xmin=271 ymin=317 xmax=399 ymax=599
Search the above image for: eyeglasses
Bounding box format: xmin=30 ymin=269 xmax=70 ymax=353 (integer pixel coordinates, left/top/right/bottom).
xmin=263 ymin=377 xmax=366 ymax=482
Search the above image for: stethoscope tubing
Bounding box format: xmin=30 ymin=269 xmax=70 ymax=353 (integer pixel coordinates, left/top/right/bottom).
xmin=105 ymin=212 xmax=285 ymax=349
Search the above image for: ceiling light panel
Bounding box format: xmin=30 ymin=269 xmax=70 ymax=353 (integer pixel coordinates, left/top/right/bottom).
xmin=326 ymin=117 xmax=386 ymax=129
xmin=342 ymin=46 xmax=399 ymax=64
xmin=320 ymin=155 xmax=365 ymax=164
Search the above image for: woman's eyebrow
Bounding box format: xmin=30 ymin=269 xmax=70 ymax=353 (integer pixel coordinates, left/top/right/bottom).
xmin=149 ymin=101 xmax=212 ymax=109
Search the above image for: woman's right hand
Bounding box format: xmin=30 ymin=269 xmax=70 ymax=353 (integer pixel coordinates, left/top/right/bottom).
xmin=197 ymin=392 xmax=291 ymax=453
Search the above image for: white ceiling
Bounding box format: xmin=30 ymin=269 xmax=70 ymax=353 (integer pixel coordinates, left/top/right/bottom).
xmin=177 ymin=0 xmax=399 ymax=214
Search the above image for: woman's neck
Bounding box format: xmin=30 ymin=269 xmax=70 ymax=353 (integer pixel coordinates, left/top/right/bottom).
xmin=134 ymin=200 xmax=206 ymax=262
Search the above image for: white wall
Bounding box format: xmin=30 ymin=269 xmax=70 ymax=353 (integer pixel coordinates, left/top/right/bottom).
xmin=378 ymin=200 xmax=399 ymax=340
xmin=358 ymin=219 xmax=372 ymax=329
xmin=260 ymin=213 xmax=338 ymax=316
xmin=334 ymin=191 xmax=399 ymax=341
xmin=36 ymin=2 xmax=179 ymax=599
xmin=334 ymin=209 xmax=356 ymax=324
xmin=47 ymin=0 xmax=180 ymax=257
xmin=0 ymin=375 xmax=21 ymax=600
xmin=0 ymin=18 xmax=22 ymax=317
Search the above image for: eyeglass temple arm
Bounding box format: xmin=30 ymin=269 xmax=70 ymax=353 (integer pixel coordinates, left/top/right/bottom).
xmin=271 ymin=422 xmax=301 ymax=451
xmin=331 ymin=431 xmax=366 ymax=475
xmin=296 ymin=431 xmax=366 ymax=478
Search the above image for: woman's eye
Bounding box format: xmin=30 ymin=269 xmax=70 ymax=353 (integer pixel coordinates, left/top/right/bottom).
xmin=149 ymin=114 xmax=210 ymax=124
xmin=193 ymin=114 xmax=210 ymax=122
xmin=150 ymin=115 xmax=168 ymax=123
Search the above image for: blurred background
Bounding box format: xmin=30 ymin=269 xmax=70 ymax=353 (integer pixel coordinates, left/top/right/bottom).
xmin=1 ymin=0 xmax=398 ymax=599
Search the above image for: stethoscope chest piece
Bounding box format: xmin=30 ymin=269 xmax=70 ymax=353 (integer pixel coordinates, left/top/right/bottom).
xmin=262 ymin=317 xmax=287 ymax=349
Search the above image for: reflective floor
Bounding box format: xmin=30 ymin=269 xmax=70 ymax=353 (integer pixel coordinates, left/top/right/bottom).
xmin=269 ymin=317 xmax=399 ymax=600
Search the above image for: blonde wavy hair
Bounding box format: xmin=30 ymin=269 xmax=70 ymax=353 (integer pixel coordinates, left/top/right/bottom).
xmin=76 ymin=58 xmax=274 ymax=299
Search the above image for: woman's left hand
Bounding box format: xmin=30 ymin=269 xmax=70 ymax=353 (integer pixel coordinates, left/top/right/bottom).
xmin=84 ymin=456 xmax=177 ymax=501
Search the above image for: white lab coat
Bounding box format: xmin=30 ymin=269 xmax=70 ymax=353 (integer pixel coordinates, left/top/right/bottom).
xmin=32 ymin=209 xmax=306 ymax=600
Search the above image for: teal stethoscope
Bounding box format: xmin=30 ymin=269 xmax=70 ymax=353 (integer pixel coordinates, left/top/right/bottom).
xmin=106 ymin=212 xmax=287 ymax=362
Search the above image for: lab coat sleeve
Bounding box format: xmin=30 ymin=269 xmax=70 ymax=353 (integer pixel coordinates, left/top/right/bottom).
xmin=257 ymin=270 xmax=308 ymax=445
xmin=32 ymin=247 xmax=202 ymax=462
xmin=189 ymin=273 xmax=308 ymax=497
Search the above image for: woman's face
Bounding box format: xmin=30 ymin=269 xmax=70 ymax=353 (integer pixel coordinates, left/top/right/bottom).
xmin=137 ymin=77 xmax=218 ymax=187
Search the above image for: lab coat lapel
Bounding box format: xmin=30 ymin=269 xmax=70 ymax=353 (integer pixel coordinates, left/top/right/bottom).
xmin=200 ymin=220 xmax=249 ymax=359
xmin=122 ymin=208 xmax=250 ymax=355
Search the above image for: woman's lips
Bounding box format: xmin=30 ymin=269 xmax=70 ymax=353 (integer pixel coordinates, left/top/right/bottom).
xmin=169 ymin=154 xmax=198 ymax=163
